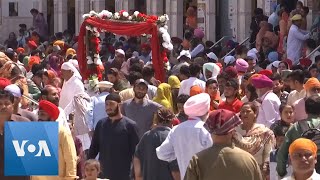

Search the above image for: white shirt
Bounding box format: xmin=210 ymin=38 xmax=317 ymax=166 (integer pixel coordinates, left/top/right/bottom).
xmin=281 ymin=170 xmax=320 ymax=180
xmin=287 ymin=89 xmax=306 ymax=106
xmin=287 ymin=24 xmax=310 ymax=64
xmin=178 ymin=77 xmax=206 ymax=96
xmin=156 ymin=118 xmax=213 ymax=179
xmin=57 ymin=107 xmax=71 ymax=134
xmin=59 ymin=75 xmax=85 ymax=109
xmin=256 ymin=91 xmax=281 ymax=128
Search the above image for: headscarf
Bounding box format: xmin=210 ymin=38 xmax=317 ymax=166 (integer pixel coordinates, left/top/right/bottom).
xmin=0 ymin=52 xmax=10 ymax=66
xmin=0 ymin=61 xmax=19 ymax=79
xmin=233 ymin=123 xmax=275 ymax=156
xmin=49 ymin=55 xmax=60 ymax=72
xmin=28 ymin=56 xmax=40 ymax=69
xmin=203 ymin=63 xmax=221 ymax=81
xmin=153 ymin=83 xmax=173 ymax=110
xmin=190 ymin=85 xmax=203 ymax=96
xmin=289 ymin=138 xmax=317 ymax=157
xmin=66 ymin=48 xmax=76 ymax=57
xmin=61 ymin=61 xmax=82 ymax=80
xmin=39 ymin=100 xmax=60 ymax=120
xmin=184 ymin=93 xmax=210 ymax=117
xmin=224 ymin=56 xmax=236 ymax=66
xmin=206 ymin=109 xmax=242 ymax=135
xmin=304 ymin=78 xmax=320 ymax=91
xmin=168 ymin=75 xmax=180 ymax=89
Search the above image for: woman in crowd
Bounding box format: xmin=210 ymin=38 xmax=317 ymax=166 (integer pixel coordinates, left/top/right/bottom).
xmin=242 ymin=83 xmax=258 ymax=103
xmin=234 ymin=102 xmax=275 ymax=178
xmin=4 ymin=32 xmax=18 ymax=49
xmin=168 ymin=75 xmax=180 ymax=113
xmin=203 ymin=62 xmax=221 ymax=81
xmin=205 ymin=79 xmax=220 ymax=111
xmin=270 ymin=104 xmax=294 ymax=132
xmin=153 ymin=83 xmax=173 ymax=110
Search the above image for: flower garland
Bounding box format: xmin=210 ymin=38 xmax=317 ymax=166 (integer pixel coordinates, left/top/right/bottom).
xmin=82 ymin=10 xmax=173 ymax=65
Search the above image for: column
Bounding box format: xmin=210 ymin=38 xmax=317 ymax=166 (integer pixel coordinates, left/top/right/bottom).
xmin=165 ymin=0 xmax=183 ymax=39
xmin=234 ymin=0 xmax=252 ymax=42
xmin=32 ymin=0 xmax=47 ymax=19
xmin=75 ymin=0 xmax=90 ymax=35
xmin=205 ymin=0 xmax=216 ymax=42
xmin=53 ymin=0 xmax=68 ymax=33
xmin=197 ymin=0 xmax=216 ymax=41
xmin=146 ymin=0 xmax=163 ymax=15
xmin=91 ymin=0 xmax=105 ymax=13
xmin=115 ymin=0 xmax=134 ymax=12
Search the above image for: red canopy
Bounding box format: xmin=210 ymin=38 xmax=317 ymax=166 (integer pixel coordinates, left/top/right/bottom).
xmin=78 ymin=17 xmax=165 ymax=82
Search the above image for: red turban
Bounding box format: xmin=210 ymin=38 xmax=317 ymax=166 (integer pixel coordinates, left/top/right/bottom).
xmin=0 ymin=78 xmax=11 ymax=89
xmin=28 ymin=40 xmax=38 ymax=50
xmin=16 ymin=47 xmax=25 ymax=54
xmin=285 ymin=59 xmax=293 ymax=69
xmin=252 ymin=75 xmax=274 ymax=89
xmin=28 ymin=56 xmax=40 ymax=68
xmin=39 ymin=100 xmax=60 ymax=120
xmin=299 ymin=58 xmax=312 ymax=67
xmin=258 ymin=69 xmax=273 ymax=77
xmin=225 ymin=66 xmax=238 ymax=79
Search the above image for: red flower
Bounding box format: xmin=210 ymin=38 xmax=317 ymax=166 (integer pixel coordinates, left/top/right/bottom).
xmin=150 ymin=15 xmax=158 ymax=21
xmin=90 ymin=37 xmax=100 ymax=46
xmin=119 ymin=10 xmax=126 ymax=15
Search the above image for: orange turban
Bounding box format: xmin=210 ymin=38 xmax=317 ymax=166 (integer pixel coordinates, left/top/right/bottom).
xmin=289 ymin=138 xmax=317 ymax=156
xmin=53 ymin=40 xmax=65 ymax=49
xmin=190 ymin=85 xmax=203 ymax=96
xmin=304 ymin=78 xmax=320 ymax=91
xmin=16 ymin=47 xmax=25 ymax=54
xmin=66 ymin=48 xmax=76 ymax=57
xmin=46 ymin=70 xmax=56 ymax=80
xmin=28 ymin=56 xmax=40 ymax=68
xmin=248 ymin=74 xmax=262 ymax=85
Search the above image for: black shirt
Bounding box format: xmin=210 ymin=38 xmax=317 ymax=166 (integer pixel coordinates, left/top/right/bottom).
xmin=88 ymin=116 xmax=139 ymax=180
xmin=135 ymin=126 xmax=179 ymax=180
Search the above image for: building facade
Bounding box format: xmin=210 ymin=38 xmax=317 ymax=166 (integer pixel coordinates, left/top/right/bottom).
xmin=0 ymin=0 xmax=319 ymax=44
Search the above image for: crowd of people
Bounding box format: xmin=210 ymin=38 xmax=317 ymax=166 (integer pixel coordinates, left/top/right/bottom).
xmin=0 ymin=1 xmax=320 ymax=180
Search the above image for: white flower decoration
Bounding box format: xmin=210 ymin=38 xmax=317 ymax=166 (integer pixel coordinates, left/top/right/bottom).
xmin=89 ymin=11 xmax=98 ymax=17
xmin=82 ymin=14 xmax=90 ymax=19
xmin=106 ymin=11 xmax=113 ymax=18
xmin=87 ymin=56 xmax=93 ymax=64
xmin=128 ymin=16 xmax=132 ymax=20
xmin=163 ymin=25 xmax=169 ymax=30
xmin=164 ymin=14 xmax=169 ymax=21
xmin=167 ymin=43 xmax=173 ymax=51
xmin=94 ymin=54 xmax=99 ymax=58
xmin=162 ymin=33 xmax=171 ymax=42
xmin=93 ymin=27 xmax=98 ymax=32
xmin=94 ymin=58 xmax=102 ymax=65
xmin=123 ymin=11 xmax=129 ymax=18
xmin=94 ymin=32 xmax=100 ymax=37
xmin=86 ymin=26 xmax=92 ymax=31
xmin=114 ymin=12 xmax=120 ymax=19
xmin=159 ymin=16 xmax=166 ymax=23
xmin=134 ymin=11 xmax=140 ymax=17
xmin=159 ymin=27 xmax=166 ymax=34
xmin=162 ymin=42 xmax=170 ymax=49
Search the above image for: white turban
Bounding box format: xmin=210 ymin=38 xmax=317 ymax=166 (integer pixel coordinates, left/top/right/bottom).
xmin=184 ymin=93 xmax=210 ymax=117
xmin=61 ymin=61 xmax=82 ymax=80
xmin=224 ymin=56 xmax=236 ymax=66
xmin=4 ymin=84 xmax=21 ymax=97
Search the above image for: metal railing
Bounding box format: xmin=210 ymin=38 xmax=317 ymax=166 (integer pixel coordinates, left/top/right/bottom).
xmin=306 ymin=44 xmax=320 ymax=59
xmin=22 ymin=95 xmax=39 ymax=106
xmin=222 ymin=37 xmax=250 ymax=59
xmin=209 ymin=36 xmax=230 ymax=49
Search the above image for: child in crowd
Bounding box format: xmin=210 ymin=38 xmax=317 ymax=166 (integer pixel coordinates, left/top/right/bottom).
xmin=83 ymin=159 xmax=108 ymax=180
xmin=205 ymin=79 xmax=221 ymax=111
xmin=269 ymin=117 xmax=291 ymax=180
xmin=176 ymin=94 xmax=190 ymax=123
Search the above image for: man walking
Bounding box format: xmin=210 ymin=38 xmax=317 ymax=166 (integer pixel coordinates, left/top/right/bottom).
xmin=88 ymin=93 xmax=139 ymax=180
xmin=185 ymin=109 xmax=263 ymax=180
xmin=156 ymin=93 xmax=213 ymax=179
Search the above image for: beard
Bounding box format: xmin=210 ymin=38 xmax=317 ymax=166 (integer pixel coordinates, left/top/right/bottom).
xmin=107 ymin=105 xmax=119 ymax=117
xmin=134 ymin=92 xmax=146 ymax=99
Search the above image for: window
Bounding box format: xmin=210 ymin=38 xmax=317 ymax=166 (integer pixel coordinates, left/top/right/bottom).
xmin=9 ymin=2 xmax=18 ymax=17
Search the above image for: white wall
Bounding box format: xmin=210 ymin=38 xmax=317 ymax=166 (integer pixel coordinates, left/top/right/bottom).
xmin=0 ymin=0 xmax=36 ymax=44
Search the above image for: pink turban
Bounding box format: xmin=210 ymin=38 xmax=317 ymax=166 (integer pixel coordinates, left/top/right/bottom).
xmin=235 ymin=58 xmax=249 ymax=73
xmin=184 ymin=93 xmax=210 ymax=117
xmin=194 ymin=28 xmax=205 ymax=39
xmin=252 ymin=75 xmax=273 ymax=89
